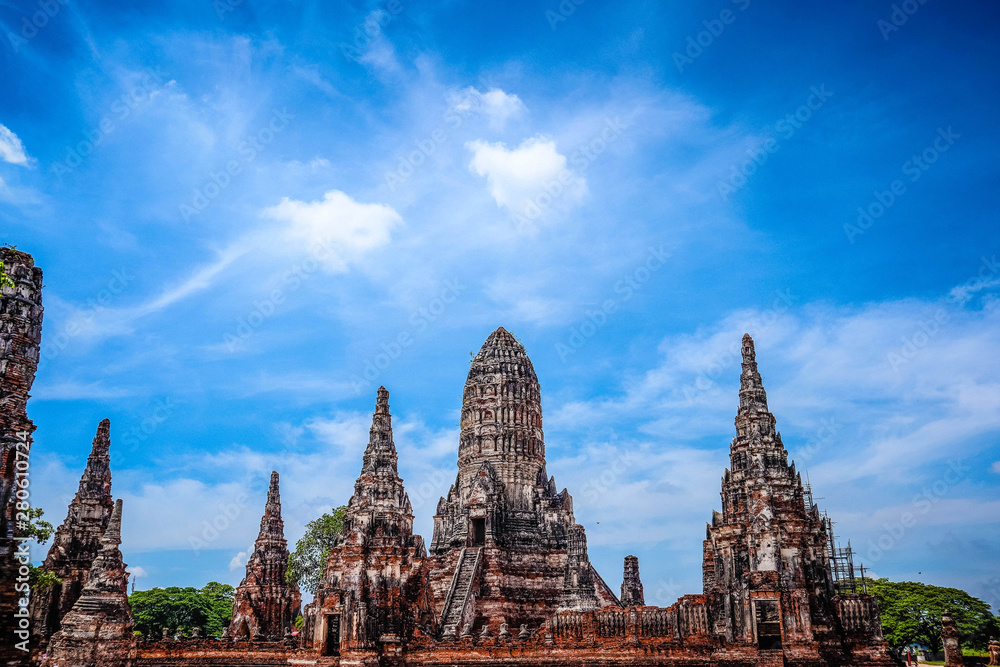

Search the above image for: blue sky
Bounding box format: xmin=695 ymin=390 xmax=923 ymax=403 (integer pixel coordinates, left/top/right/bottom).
xmin=2 ymin=0 xmax=999 ymax=609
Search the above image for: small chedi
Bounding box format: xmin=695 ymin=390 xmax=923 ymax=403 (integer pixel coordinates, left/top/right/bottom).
xmin=7 ymin=249 xmax=895 ymax=667
xmin=227 ymin=471 xmax=302 ymax=641
xmin=620 ymin=555 xmax=644 ymax=607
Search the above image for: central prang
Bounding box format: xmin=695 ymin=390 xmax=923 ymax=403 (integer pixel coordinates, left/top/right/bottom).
xmin=431 ymin=327 xmax=573 ymax=554
xmin=427 ymin=327 xmax=616 ymax=636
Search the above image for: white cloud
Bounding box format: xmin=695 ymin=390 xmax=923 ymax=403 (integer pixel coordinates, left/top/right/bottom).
xmin=127 ymin=565 xmax=149 ymax=579
xmin=136 ymin=242 xmax=251 ymax=316
xmin=229 ymin=546 xmax=253 ymax=572
xmin=466 ymin=136 xmax=587 ymax=224
xmin=449 ymin=87 xmax=526 ymax=130
xmin=484 ymin=273 xmax=576 ymax=325
xmin=0 ymin=174 xmax=41 ymax=206
xmin=950 ymin=278 xmax=1000 ymax=305
xmin=37 ymin=190 xmax=400 ymax=350
xmin=992 ymin=461 xmax=1000 ymax=474
xmin=0 ymin=124 xmax=30 ymax=165
xmin=263 ymin=189 xmax=402 ymax=272
xmin=115 ymin=477 xmax=267 ymax=552
xmin=349 ymin=10 xmax=401 ymax=74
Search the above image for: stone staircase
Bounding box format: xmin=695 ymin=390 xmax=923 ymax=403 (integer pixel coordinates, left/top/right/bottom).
xmin=440 ymin=547 xmax=482 ymax=637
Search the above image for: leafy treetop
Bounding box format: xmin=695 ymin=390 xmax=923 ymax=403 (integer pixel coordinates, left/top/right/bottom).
xmin=129 ymin=583 xmax=235 ymax=638
xmin=287 ymin=506 xmax=346 ymax=594
xmin=866 ymin=578 xmax=999 ymax=652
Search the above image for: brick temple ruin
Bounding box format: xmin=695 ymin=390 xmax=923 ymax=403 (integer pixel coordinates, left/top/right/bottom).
xmin=2 ymin=248 xmax=897 ymax=667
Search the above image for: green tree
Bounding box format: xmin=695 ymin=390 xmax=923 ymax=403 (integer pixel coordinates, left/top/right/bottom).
xmin=18 ymin=507 xmax=59 ymax=589
xmin=199 ymin=582 xmax=235 ymax=637
xmin=866 ymin=578 xmax=1000 ymax=652
xmin=129 ymin=583 xmax=233 ymax=638
xmin=287 ymin=506 xmax=346 ymax=593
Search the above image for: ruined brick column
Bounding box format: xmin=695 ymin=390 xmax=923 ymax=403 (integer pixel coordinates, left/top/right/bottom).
xmin=942 ymin=614 xmax=964 ymax=667
xmin=43 ymin=499 xmax=136 ymax=667
xmin=30 ymin=420 xmax=116 ymax=653
xmin=307 ymin=387 xmax=429 ymax=658
xmin=228 ymin=472 xmax=301 ymax=640
xmin=1 ymin=247 xmax=44 ymax=667
xmin=620 ymin=555 xmax=644 ymax=607
xmin=987 ymin=639 xmax=999 ymax=666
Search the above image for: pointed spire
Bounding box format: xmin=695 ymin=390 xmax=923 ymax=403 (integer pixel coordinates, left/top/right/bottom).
xmin=101 ymin=498 xmax=123 ymax=549
xmin=361 ymin=386 xmax=399 ymax=475
xmin=741 ymin=333 xmax=755 ymax=362
xmin=256 ymin=471 xmax=285 ymax=545
xmin=738 ymin=333 xmax=769 ymax=414
xmin=75 ymin=418 xmax=113 ymax=501
xmin=344 ymin=387 xmax=413 ymax=532
xmin=376 ymin=385 xmax=389 ymax=413
xmin=267 ymin=470 xmax=280 ymax=506
xmin=92 ymin=418 xmax=111 ymax=456
xmin=229 ymin=471 xmax=300 ymax=640
xmin=34 ymin=420 xmax=117 ymax=647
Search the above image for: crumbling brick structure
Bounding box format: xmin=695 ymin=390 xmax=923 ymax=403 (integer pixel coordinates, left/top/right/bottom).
xmin=42 ymin=499 xmax=136 ymax=667
xmin=227 ymin=472 xmax=301 ymax=641
xmin=701 ymin=334 xmax=886 ymax=665
xmin=620 ymin=555 xmax=644 ymax=607
xmin=296 ymin=329 xmax=890 ymax=666
xmin=303 ymin=387 xmax=431 ymax=661
xmin=1 ymin=247 xmax=44 ymax=667
xmin=30 ymin=420 xmax=116 ymax=655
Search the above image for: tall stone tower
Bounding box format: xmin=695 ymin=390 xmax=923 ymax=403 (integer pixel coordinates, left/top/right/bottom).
xmin=702 ymin=334 xmax=835 ymax=649
xmin=43 ymin=499 xmax=136 ymax=667
xmin=228 ymin=472 xmax=301 ymax=640
xmin=0 ymin=247 xmax=44 ymax=666
xmin=428 ymin=327 xmax=617 ymax=638
xmin=305 ymin=387 xmax=429 ymax=658
xmin=30 ymin=420 xmax=117 ymax=651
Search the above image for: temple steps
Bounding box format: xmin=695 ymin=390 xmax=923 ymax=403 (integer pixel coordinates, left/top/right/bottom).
xmin=441 ymin=547 xmax=482 ymax=636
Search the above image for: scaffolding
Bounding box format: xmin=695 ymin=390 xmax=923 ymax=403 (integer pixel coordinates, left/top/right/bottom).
xmin=824 ymin=514 xmax=861 ymax=594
